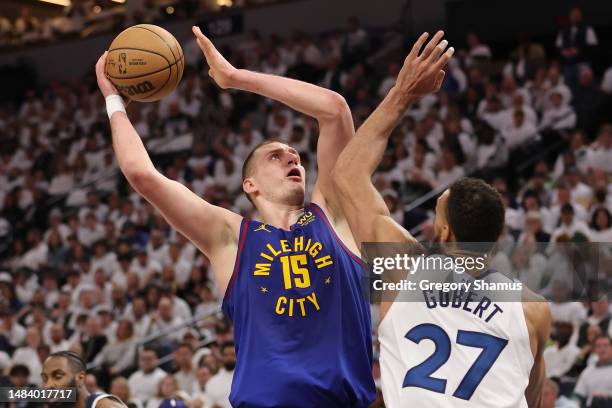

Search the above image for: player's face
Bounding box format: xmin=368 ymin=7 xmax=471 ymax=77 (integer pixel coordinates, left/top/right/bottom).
xmin=433 ymin=190 xmax=452 ymax=243
xmin=245 ymin=142 xmax=306 ymax=206
xmin=41 ymin=357 xmax=84 ymax=408
xmin=41 ymin=357 xmax=84 ymax=389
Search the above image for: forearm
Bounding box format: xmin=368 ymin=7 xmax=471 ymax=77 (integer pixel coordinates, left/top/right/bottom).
xmin=109 ymin=112 xmax=157 ymax=185
xmin=232 ymin=69 xmax=344 ymax=121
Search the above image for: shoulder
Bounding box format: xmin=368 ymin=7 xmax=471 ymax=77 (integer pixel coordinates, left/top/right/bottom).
xmin=93 ymin=394 xmax=127 ymax=408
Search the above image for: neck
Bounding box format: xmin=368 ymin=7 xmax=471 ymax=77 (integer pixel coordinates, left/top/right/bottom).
xmin=255 ymin=200 xmax=305 ymax=230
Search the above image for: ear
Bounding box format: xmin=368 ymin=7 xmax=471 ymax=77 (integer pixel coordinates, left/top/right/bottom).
xmin=75 ymin=371 xmax=86 ymax=386
xmin=242 ymin=177 xmax=257 ymax=195
xmin=441 ymin=224 xmax=452 ymax=242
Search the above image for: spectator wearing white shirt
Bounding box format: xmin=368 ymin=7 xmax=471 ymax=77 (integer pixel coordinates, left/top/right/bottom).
xmin=163 ymin=243 xmax=192 ymax=287
xmin=147 ymin=229 xmax=169 ymax=266
xmin=11 ymin=326 xmax=43 ymax=385
xmin=0 ymin=307 xmax=26 ymax=349
xmin=544 ymin=66 xmax=572 ymax=109
xmin=212 ymin=156 xmax=242 ymax=194
xmin=465 ymin=31 xmax=491 ymax=67
xmin=539 ymin=91 xmax=577 ymax=132
xmin=206 ymin=342 xmax=235 ymax=408
xmin=377 ymin=63 xmax=400 ymax=99
xmin=130 ymin=249 xmax=162 ymax=287
xmin=19 ymin=229 xmax=48 ymax=270
xmin=148 ymin=296 xmax=185 ymax=345
xmin=552 ymin=203 xmax=591 ymax=241
xmin=77 ymin=213 xmax=105 ymax=248
xmin=47 ymin=322 xmax=72 ymax=353
xmin=502 ymin=109 xmax=538 ymax=150
xmin=573 ymin=335 xmax=612 ymax=408
xmin=123 ymin=296 xmax=151 ymax=338
xmin=585 ymin=124 xmax=612 ymax=173
xmin=435 ymin=148 xmax=464 ymax=188
xmin=128 ymin=348 xmax=167 ymax=404
xmin=544 ymin=321 xmax=582 ymax=379
xmin=261 ymin=50 xmax=287 ymax=77
xmin=172 ymin=343 xmax=197 ymax=395
xmin=191 ymin=365 xmax=214 ymax=407
xmin=589 ymin=208 xmax=612 ymax=243
xmin=233 ymin=119 xmax=263 ymax=161
xmin=93 ymin=319 xmax=137 ymax=376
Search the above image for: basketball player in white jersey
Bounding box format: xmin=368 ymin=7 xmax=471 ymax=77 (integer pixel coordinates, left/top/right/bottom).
xmin=41 ymin=351 xmax=127 ymax=408
xmin=333 ymin=31 xmax=551 ymax=407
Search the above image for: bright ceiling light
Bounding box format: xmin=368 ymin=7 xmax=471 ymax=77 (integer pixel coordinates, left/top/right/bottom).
xmin=38 ymin=0 xmax=71 ymax=5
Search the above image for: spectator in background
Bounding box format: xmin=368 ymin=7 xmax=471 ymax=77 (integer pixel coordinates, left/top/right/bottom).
xmin=128 ymin=348 xmax=167 ymax=404
xmin=556 ymin=7 xmax=598 ymax=88
xmin=577 ymin=294 xmax=611 ymax=348
xmin=573 ymin=335 xmax=612 ymax=408
xmin=0 ymin=306 xmax=26 ymax=353
xmin=539 ymin=91 xmax=576 ymax=133
xmin=93 ymin=319 xmax=137 ymax=376
xmin=502 ymin=109 xmax=538 ymax=151
xmin=110 ymin=376 xmax=144 ymax=408
xmin=48 ymin=322 xmax=71 ymax=353
xmin=542 ymin=378 xmax=579 ymax=408
xmin=148 ymin=296 xmax=186 ymax=345
xmin=11 ymin=327 xmax=42 ymax=385
xmin=172 ymin=343 xmax=196 ymax=395
xmin=79 ymin=314 xmax=108 ymax=363
xmin=589 ymin=208 xmax=612 ymax=242
xmin=573 ymin=67 xmax=606 ymax=135
xmin=14 ymin=7 xmax=41 ymax=44
xmin=146 ymin=375 xmax=180 ymax=408
xmin=544 ymin=321 xmax=581 ymax=380
xmin=465 ymin=31 xmax=491 ymax=67
xmin=206 ymin=342 xmax=235 ymax=408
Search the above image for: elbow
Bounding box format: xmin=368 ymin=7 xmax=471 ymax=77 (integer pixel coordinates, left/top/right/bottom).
xmin=125 ymin=168 xmax=157 ymax=195
xmin=322 ymin=92 xmax=351 ymax=121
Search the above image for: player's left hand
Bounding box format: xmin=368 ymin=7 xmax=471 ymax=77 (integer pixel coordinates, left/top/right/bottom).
xmin=394 ymin=30 xmax=454 ymax=103
xmin=192 ymin=26 xmax=238 ymax=89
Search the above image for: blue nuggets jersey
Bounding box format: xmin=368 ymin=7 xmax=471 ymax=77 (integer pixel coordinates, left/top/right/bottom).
xmin=222 ymin=203 xmax=376 ymax=408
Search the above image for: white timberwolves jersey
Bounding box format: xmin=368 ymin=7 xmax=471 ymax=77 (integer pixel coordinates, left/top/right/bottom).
xmin=379 ymin=257 xmax=533 ymax=408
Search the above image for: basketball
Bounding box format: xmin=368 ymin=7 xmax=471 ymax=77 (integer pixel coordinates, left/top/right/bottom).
xmin=106 ymin=24 xmax=184 ymax=102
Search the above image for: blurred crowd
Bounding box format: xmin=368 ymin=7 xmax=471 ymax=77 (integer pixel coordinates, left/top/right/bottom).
xmin=0 ymin=0 xmax=279 ymax=49
xmin=1 ymin=5 xmax=612 ymax=408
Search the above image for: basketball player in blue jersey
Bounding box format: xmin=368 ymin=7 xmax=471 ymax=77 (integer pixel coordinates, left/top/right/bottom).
xmin=41 ymin=351 xmax=126 ymax=408
xmin=333 ymin=31 xmax=552 ymax=407
xmin=94 ymin=25 xmax=377 ymax=406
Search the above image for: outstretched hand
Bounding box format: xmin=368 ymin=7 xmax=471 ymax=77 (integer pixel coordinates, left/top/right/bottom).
xmin=192 ymin=26 xmax=238 ymax=89
xmin=394 ymin=30 xmax=454 ymax=104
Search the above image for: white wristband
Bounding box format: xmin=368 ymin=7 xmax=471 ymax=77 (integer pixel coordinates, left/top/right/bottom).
xmin=105 ymin=94 xmax=126 ymax=120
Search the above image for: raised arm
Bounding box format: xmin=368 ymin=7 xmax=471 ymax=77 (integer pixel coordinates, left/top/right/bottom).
xmin=95 ymin=53 xmax=242 ymax=292
xmin=192 ymin=26 xmax=353 ymax=215
xmin=333 ymin=31 xmax=453 ymax=246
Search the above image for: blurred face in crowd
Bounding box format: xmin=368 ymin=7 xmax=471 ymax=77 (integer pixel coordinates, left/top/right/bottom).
xmin=132 ymin=297 xmax=146 ymax=318
xmin=550 ymin=92 xmax=563 ymax=109
xmin=110 ymin=377 xmax=129 ymax=401
xmin=83 ymin=374 xmax=98 ymax=393
xmin=159 ymin=376 xmax=177 ymax=398
xmin=587 ymin=325 xmax=602 ymax=344
xmin=139 ymin=350 xmax=157 ymax=373
xmin=569 ymin=8 xmax=582 ymax=25
xmin=174 ymin=345 xmax=193 ymax=369
xmin=196 ymin=366 xmax=212 ymax=387
xmin=560 ymin=208 xmax=574 ymax=225
xmin=591 ymin=296 xmax=610 ymax=318
xmin=221 ymin=345 xmax=236 ymax=371
xmin=26 ymin=327 xmax=41 ymax=349
xmin=86 ymin=316 xmax=101 ymax=336
xmin=158 ymin=297 xmax=173 ymax=321
xmin=594 ymin=337 xmax=612 ymax=363
xmin=243 ymin=142 xmax=305 ymax=207
xmin=50 ymin=323 xmax=64 ymax=344
xmin=116 ymin=320 xmax=133 ymax=341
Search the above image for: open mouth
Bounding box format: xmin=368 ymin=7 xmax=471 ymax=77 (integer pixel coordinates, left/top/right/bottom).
xmin=286 ymin=168 xmax=301 ymax=180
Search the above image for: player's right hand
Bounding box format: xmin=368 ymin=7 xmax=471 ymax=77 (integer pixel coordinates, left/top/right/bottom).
xmin=394 ymin=30 xmax=454 ymax=103
xmin=95 ymin=51 xmax=120 ymax=98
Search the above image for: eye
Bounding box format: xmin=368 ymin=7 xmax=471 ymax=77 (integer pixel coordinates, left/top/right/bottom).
xmin=271 ymin=153 xmax=280 ymax=160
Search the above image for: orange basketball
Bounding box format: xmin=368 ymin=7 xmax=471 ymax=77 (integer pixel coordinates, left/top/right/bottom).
xmin=106 ymin=24 xmax=184 ymax=102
